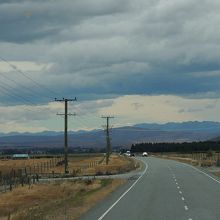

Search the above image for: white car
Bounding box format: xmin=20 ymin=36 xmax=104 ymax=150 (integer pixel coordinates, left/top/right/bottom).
xmin=124 ymin=150 xmax=131 ymax=157
xmin=142 ymin=152 xmax=148 ymax=157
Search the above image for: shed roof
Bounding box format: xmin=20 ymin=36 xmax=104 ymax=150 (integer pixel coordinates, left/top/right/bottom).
xmin=12 ymin=154 xmax=29 ymax=158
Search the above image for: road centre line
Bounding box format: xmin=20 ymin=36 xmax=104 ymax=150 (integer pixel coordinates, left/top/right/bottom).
xmin=169 ymin=163 xmax=192 ymax=219
xmin=98 ymin=160 xmax=149 ymax=220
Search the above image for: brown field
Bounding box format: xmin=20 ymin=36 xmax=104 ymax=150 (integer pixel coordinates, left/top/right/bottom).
xmin=0 ymin=178 xmax=125 ymax=220
xmin=0 ymin=158 xmax=57 ymax=175
xmin=67 ymin=154 xmax=138 ymax=176
xmin=0 ymin=154 xmax=138 ymax=219
xmin=0 ymin=154 xmax=138 ymax=176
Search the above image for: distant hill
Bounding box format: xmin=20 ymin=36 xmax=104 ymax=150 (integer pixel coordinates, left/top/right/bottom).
xmin=1 ymin=121 xmax=220 ymax=149
xmin=134 ymin=121 xmax=220 ymax=131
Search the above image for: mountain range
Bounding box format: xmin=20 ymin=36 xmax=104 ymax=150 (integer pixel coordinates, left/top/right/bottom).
xmin=1 ymin=121 xmax=220 ymax=149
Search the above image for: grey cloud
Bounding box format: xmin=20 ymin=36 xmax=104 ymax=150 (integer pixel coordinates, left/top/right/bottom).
xmin=0 ymin=105 xmax=53 ymax=123
xmin=0 ymin=0 xmax=130 ymax=43
xmin=1 ymin=0 xmax=220 ymax=105
xmin=74 ymin=100 xmax=114 ymax=115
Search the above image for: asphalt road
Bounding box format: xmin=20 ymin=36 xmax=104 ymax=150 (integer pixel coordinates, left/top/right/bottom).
xmin=80 ymin=157 xmax=220 ymax=220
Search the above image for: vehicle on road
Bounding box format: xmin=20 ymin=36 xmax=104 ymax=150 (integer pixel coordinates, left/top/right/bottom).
xmin=142 ymin=152 xmax=148 ymax=157
xmin=124 ymin=150 xmax=131 ymax=157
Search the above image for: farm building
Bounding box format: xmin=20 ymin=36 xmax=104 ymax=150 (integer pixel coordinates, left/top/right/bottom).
xmin=12 ymin=154 xmax=30 ymax=160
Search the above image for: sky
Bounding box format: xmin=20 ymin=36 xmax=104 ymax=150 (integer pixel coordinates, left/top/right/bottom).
xmin=1 ymin=0 xmax=220 ymax=132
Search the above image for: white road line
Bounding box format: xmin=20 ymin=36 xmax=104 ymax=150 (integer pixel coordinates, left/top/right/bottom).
xmin=184 ymin=206 xmax=189 ymax=211
xmin=181 ymin=197 xmax=185 ymax=201
xmin=176 ymin=182 xmax=178 ymax=185
xmin=98 ymin=160 xmax=149 ymax=220
xmin=179 ymin=191 xmax=182 ymax=194
xmin=177 ymin=186 xmax=180 ymax=189
xmin=189 ymin=218 xmax=193 ymax=220
xmin=183 ymin=164 xmax=220 ymax=184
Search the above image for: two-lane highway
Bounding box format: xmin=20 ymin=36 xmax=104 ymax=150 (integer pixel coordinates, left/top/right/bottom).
xmin=80 ymin=157 xmax=220 ymax=220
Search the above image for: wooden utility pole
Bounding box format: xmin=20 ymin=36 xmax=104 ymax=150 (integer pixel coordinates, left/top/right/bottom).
xmin=55 ymin=98 xmax=77 ymax=174
xmin=102 ymin=116 xmax=114 ymax=165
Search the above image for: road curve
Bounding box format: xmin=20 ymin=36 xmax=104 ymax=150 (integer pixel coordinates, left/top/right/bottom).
xmin=80 ymin=157 xmax=220 ymax=220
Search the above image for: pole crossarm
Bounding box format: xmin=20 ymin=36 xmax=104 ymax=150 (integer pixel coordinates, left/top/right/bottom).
xmin=57 ymin=113 xmax=77 ymax=116
xmin=55 ymin=97 xmax=77 ymax=102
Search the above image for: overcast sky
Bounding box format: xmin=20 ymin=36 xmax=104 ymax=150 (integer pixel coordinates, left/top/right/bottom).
xmin=1 ymin=0 xmax=220 ymax=132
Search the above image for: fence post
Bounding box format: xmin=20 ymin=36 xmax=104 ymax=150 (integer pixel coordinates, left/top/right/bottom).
xmin=41 ymin=163 xmax=43 ymax=173
xmin=44 ymin=162 xmax=46 ymax=173
xmin=7 ymin=212 xmax=11 ymax=220
xmin=4 ymin=178 xmax=6 ymax=192
xmin=9 ymin=177 xmax=12 ymax=191
xmin=217 ymin=154 xmax=220 ymax=166
xmin=0 ymin=171 xmax=2 ymax=184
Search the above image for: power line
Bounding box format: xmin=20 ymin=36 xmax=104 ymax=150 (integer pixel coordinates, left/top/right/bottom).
xmin=0 ymin=81 xmax=36 ymax=106
xmin=0 ymin=71 xmax=45 ymax=101
xmin=0 ymin=56 xmax=59 ymax=98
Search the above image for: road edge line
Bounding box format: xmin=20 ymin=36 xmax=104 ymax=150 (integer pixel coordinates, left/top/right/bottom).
xmin=183 ymin=163 xmax=220 ymax=184
xmin=98 ymin=159 xmax=149 ymax=220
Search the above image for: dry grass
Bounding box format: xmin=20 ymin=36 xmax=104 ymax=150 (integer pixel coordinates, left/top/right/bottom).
xmin=0 ymin=154 xmax=136 ymax=219
xmin=213 ymin=172 xmax=220 ymax=177
xmin=156 ymin=155 xmax=217 ymax=167
xmin=81 ymin=155 xmax=138 ymax=176
xmin=157 ymin=155 xmax=199 ymax=166
xmin=0 ymin=178 xmax=125 ymax=220
xmin=0 ymin=158 xmax=58 ymax=175
xmin=52 ymin=154 xmax=138 ymax=176
xmin=0 ymin=154 xmax=138 ymax=177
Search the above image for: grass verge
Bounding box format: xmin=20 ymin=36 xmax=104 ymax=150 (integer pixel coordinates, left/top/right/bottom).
xmin=0 ymin=178 xmax=125 ymax=220
xmin=155 ymin=154 xmax=220 ymax=178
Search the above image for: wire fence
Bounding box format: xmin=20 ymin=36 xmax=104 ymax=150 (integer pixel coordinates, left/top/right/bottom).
xmin=0 ymin=157 xmax=64 ymax=193
xmin=0 ymin=156 xmax=104 ymax=193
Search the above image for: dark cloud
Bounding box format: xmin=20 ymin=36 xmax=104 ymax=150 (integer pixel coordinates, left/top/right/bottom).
xmin=1 ymin=0 xmax=220 ymax=105
xmin=0 ymin=0 xmax=130 ymax=42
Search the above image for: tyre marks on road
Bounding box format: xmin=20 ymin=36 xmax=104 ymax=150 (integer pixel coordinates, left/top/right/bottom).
xmin=168 ymin=165 xmax=193 ymax=220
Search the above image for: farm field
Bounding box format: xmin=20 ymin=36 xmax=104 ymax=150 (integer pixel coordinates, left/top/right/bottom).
xmin=0 ymin=157 xmax=58 ymax=175
xmin=0 ymin=154 xmax=138 ymax=176
xmin=0 ymin=154 xmax=136 ymax=220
